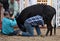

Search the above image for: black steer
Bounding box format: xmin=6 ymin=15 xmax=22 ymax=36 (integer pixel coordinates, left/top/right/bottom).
xmin=16 ymin=4 xmax=56 ymax=36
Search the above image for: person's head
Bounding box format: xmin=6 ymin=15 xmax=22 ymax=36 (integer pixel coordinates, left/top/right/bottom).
xmin=10 ymin=0 xmax=14 ymax=4
xmin=4 ymin=11 xmax=10 ymax=18
xmin=4 ymin=10 xmax=13 ymax=18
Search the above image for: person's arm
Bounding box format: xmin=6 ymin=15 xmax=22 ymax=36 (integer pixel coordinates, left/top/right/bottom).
xmin=13 ymin=1 xmax=19 ymax=17
xmin=10 ymin=18 xmax=17 ymax=27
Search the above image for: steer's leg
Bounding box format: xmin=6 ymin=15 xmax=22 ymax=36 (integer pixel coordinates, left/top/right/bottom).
xmin=49 ymin=22 xmax=53 ymax=36
xmin=46 ymin=28 xmax=50 ymax=36
xmin=46 ymin=24 xmax=51 ymax=36
xmin=46 ymin=23 xmax=52 ymax=36
xmin=54 ymin=24 xmax=56 ymax=35
xmin=50 ymin=27 xmax=53 ymax=36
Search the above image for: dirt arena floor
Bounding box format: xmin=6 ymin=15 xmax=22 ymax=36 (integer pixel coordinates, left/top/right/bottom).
xmin=0 ymin=28 xmax=60 ymax=41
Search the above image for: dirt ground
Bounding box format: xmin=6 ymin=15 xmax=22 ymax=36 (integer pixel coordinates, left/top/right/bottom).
xmin=0 ymin=28 xmax=60 ymax=41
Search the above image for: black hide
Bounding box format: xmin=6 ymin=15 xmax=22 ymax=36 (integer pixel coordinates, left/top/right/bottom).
xmin=16 ymin=4 xmax=56 ymax=36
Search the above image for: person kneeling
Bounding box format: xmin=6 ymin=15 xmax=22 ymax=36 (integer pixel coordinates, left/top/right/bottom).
xmin=18 ymin=15 xmax=44 ymax=36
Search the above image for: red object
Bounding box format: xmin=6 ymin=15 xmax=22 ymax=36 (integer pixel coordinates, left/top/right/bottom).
xmin=0 ymin=20 xmax=2 ymax=29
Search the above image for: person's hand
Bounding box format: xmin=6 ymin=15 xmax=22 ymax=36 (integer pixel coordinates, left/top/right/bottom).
xmin=10 ymin=16 xmax=15 ymax=20
xmin=11 ymin=16 xmax=14 ymax=19
xmin=39 ymin=25 xmax=42 ymax=27
xmin=44 ymin=24 xmax=47 ymax=27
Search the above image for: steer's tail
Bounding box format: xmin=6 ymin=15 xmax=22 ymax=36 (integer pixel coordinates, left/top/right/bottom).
xmin=51 ymin=14 xmax=56 ymax=35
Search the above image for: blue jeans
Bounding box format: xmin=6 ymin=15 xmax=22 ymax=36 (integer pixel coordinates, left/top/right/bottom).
xmin=21 ymin=22 xmax=41 ymax=36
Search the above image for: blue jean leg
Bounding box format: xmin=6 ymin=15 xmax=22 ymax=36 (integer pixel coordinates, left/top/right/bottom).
xmin=35 ymin=26 xmax=41 ymax=35
xmin=22 ymin=22 xmax=34 ymax=36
